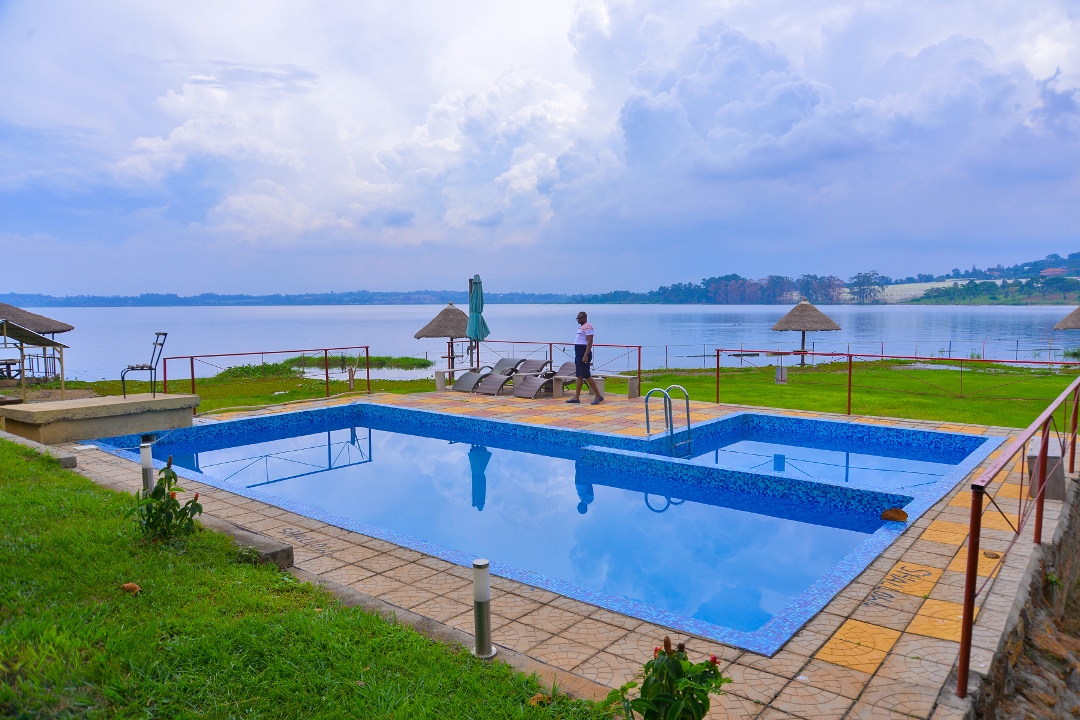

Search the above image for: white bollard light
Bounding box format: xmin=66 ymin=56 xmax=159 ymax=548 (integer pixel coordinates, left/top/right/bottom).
xmin=472 ymin=559 xmax=496 ymax=658
xmin=139 ymin=434 xmax=157 ymax=494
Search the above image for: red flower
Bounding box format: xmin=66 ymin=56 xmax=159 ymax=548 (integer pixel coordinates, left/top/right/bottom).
xmin=709 ymin=654 xmax=719 ymax=666
xmin=654 ymin=647 xmax=660 ymax=659
xmin=194 ymin=493 xmax=199 ymax=501
xmin=169 ymin=491 xmax=176 ymax=499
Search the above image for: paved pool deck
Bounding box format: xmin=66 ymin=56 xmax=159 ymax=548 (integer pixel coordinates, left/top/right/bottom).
xmin=61 ymin=391 xmax=1063 ymax=720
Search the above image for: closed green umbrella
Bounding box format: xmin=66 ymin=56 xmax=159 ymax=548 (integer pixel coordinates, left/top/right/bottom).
xmin=466 ymin=274 xmax=490 ymax=342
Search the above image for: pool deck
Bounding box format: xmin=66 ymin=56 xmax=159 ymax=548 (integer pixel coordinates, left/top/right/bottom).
xmin=60 ymin=391 xmax=1061 ymax=719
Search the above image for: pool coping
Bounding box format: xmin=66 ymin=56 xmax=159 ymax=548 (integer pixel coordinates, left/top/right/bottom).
xmin=88 ymin=400 xmax=1003 ymax=656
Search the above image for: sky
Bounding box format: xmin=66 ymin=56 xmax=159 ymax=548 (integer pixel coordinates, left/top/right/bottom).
xmin=2 ymin=0 xmax=1079 ymax=296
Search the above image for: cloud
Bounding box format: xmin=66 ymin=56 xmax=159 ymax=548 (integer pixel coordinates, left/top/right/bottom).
xmin=1 ymin=0 xmax=1079 ymax=293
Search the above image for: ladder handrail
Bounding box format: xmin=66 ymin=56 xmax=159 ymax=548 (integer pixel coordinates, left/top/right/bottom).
xmin=644 ymin=387 xmax=672 ymax=437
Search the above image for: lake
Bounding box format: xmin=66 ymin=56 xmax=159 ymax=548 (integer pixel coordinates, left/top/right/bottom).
xmin=18 ymin=304 xmax=1080 ymax=380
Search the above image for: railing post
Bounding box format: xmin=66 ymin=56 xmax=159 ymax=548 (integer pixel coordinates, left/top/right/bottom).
xmin=847 ymin=354 xmax=853 ymax=415
xmin=1035 ymin=419 xmax=1050 ymax=545
xmin=959 ymin=358 xmax=963 ymax=397
xmin=190 ymin=356 xmax=196 ymax=415
xmin=715 ymin=349 xmax=720 ymax=404
xmin=1071 ymin=386 xmax=1079 ymax=474
xmin=163 ymin=358 xmax=168 ymax=394
xmin=637 ymin=346 xmax=642 ymax=387
xmin=324 ymin=349 xmax=330 ymax=398
xmin=365 ymin=347 xmax=372 ymax=394
xmin=956 ymin=483 xmax=985 ymax=698
xmin=549 ymin=343 xmax=553 ymax=366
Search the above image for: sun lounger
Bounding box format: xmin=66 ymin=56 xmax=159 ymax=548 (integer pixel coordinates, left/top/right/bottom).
xmin=475 ymin=358 xmax=550 ymax=396
xmin=451 ymin=357 xmax=524 ymax=392
xmin=512 ymin=362 xmax=576 ymax=399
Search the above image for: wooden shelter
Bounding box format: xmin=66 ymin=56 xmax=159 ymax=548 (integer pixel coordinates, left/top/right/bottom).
xmin=0 ymin=303 xmax=72 ymax=381
xmin=415 ymin=302 xmax=470 ymax=374
xmin=0 ymin=320 xmax=68 ymax=401
xmin=1054 ymin=306 xmax=1080 ymax=330
xmin=772 ymin=298 xmax=841 ymax=364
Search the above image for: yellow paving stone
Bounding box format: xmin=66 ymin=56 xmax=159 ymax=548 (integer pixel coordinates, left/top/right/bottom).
xmin=814 ymin=620 xmax=901 ymax=673
xmin=906 ymin=599 xmax=974 ymax=642
xmin=992 ymin=482 xmax=1023 ymax=499
xmin=919 ymin=520 xmax=969 ymax=546
xmin=879 ymin=562 xmax=943 ymax=597
xmin=979 ymin=510 xmax=1019 ymax=533
xmin=945 ymin=547 xmax=1002 ymax=577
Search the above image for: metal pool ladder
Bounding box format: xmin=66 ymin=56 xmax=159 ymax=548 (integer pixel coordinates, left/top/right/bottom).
xmin=645 ymin=384 xmax=693 ymax=457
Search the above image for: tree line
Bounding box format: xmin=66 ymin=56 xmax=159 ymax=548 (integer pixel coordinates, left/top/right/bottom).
xmin=580 ymin=271 xmax=888 ymax=305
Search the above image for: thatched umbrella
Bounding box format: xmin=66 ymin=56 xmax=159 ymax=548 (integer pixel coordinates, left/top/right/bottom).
xmin=0 ymin=303 xmax=74 ymax=336
xmin=772 ymin=298 xmax=841 ymax=365
xmin=1054 ymin=307 xmax=1080 ymax=330
xmin=415 ymin=302 xmax=470 ymax=375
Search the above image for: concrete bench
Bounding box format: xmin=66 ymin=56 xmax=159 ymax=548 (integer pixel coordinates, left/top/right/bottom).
xmin=432 ymin=366 xmax=480 ymax=392
xmin=549 ymin=374 xmax=640 ymax=399
xmin=0 ymin=393 xmax=200 ymax=444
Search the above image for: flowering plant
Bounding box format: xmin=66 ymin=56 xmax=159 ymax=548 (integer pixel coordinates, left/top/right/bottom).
xmin=125 ymin=456 xmax=202 ymax=541
xmin=602 ymin=636 xmax=731 ymax=720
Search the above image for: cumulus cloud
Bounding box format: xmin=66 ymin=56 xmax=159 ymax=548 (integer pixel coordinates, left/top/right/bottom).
xmin=1 ymin=0 xmax=1079 ymax=293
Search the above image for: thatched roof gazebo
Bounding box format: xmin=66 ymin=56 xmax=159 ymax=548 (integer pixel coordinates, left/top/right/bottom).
xmin=415 ymin=302 xmax=470 ymax=375
xmin=1054 ymin=307 xmax=1080 ymax=330
xmin=772 ymin=298 xmax=841 ymax=364
xmin=0 ymin=302 xmax=73 ymax=336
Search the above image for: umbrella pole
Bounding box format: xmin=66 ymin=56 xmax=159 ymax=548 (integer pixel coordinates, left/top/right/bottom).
xmin=59 ymin=347 xmax=65 ymax=401
xmin=448 ymin=339 xmax=455 ymax=383
xmin=801 ymin=331 xmax=806 ymax=366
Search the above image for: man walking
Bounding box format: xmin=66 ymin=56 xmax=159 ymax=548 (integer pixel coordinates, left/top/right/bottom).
xmin=568 ymin=311 xmax=604 ymax=405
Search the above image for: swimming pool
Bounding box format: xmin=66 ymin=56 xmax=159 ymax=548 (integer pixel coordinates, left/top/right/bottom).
xmin=93 ymin=403 xmax=1002 ymax=654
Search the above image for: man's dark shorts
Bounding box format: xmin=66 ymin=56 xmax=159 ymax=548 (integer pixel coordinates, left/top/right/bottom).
xmin=574 ymin=344 xmax=592 ymax=379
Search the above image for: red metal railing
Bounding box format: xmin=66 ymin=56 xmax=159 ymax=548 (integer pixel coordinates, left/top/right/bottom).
xmin=162 ymin=346 xmax=372 ymax=401
xmin=713 ymin=348 xmax=1080 ymax=413
xmin=955 ymin=375 xmax=1080 ymax=696
xmin=476 ymin=339 xmax=643 ymax=384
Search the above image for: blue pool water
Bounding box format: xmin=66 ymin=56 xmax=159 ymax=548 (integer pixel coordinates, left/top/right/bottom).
xmin=95 ymin=404 xmax=1002 ymax=653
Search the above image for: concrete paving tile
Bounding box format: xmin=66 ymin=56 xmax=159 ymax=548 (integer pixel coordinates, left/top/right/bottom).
xmin=845 ymin=700 xmax=917 ymax=719
xmin=529 ymin=637 xmax=597 ymax=671
xmin=770 ymin=681 xmax=854 ymax=720
xmin=380 ymin=562 xmax=439 ymax=585
xmin=295 ymin=554 xmax=348 ymax=574
xmin=589 ymin=608 xmax=644 ymax=632
xmin=411 ymin=572 xmax=469 ymax=596
xmin=919 ymin=521 xmax=968 ymax=546
xmin=722 ymin=664 xmax=788 ymax=705
xmin=783 ymin=629 xmax=831 ymax=657
xmin=607 ymin=630 xmax=664 ymax=664
xmin=329 ymin=544 xmax=381 ymax=564
xmin=927 ymin=571 xmax=967 ymax=604
xmin=875 ymin=651 xmax=952 ymax=688
xmin=500 ymin=583 xmax=560 ymax=604
xmin=888 ymin=633 xmax=961 ymax=667
xmin=795 ymin=659 xmax=872 ymax=700
xmin=517 ymin=605 xmax=588 ymax=635
xmin=759 ymin=709 xmax=798 ymax=720
xmin=814 ymin=620 xmax=901 ymax=674
xmin=879 ymin=562 xmax=943 ymax=597
xmin=906 ymin=599 xmax=972 ymax=643
xmin=704 ymin=693 xmax=764 ymax=720
xmin=491 ymin=593 xmax=543 ymax=622
xmin=548 ymin=595 xmax=599 ymax=615
xmin=571 ymin=651 xmax=640 ymax=689
xmin=409 ymin=595 xmax=472 ymax=623
xmin=740 ymin=650 xmax=809 ymax=676
xmin=559 ymin=617 xmax=631 ymax=651
xmin=378 ymin=585 xmax=439 ymax=610
xmin=945 ymin=547 xmax=1001 ymax=577
xmin=858 ymin=676 xmax=939 ymax=719
xmin=850 ymin=589 xmax=923 ymax=631
xmin=356 ymin=553 xmax=410 ymax=574
xmin=349 ymin=574 xmax=405 ymax=598
xmin=320 ymin=563 xmax=376 ymax=586
xmin=492 ymin=620 xmax=553 ymax=654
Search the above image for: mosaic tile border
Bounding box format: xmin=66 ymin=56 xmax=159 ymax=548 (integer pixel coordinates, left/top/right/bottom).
xmin=90 ymin=400 xmax=1003 ymax=655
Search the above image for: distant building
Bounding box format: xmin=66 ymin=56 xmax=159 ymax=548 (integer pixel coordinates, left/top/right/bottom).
xmin=1040 ymin=267 xmax=1068 ymax=277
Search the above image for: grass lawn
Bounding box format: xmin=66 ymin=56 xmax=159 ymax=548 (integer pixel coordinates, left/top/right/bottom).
xmin=0 ymin=442 xmax=609 ymax=719
xmin=603 ymin=360 xmax=1080 ymax=428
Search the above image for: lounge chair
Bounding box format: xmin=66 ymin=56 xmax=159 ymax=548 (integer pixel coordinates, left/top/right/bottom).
xmin=475 ymin=358 xmax=551 ymax=396
xmin=512 ymin=361 xmax=576 ymax=399
xmin=452 ymin=357 xmax=524 ymax=392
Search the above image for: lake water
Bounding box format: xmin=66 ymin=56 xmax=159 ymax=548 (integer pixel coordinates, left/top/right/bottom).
xmin=20 ymin=304 xmax=1080 ymax=380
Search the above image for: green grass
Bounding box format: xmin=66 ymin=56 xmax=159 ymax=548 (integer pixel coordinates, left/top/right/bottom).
xmin=0 ymin=441 xmax=609 ymax=719
xmin=604 ymin=360 xmax=1079 ymax=428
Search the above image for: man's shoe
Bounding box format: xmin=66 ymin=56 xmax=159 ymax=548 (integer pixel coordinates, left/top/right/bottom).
xmin=566 ymin=398 xmax=581 ymax=404
xmin=591 ymin=396 xmax=604 ymax=405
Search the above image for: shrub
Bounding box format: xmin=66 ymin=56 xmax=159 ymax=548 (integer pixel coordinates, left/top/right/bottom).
xmin=602 ymin=636 xmax=731 ymax=720
xmin=125 ymin=456 xmax=203 ymax=541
